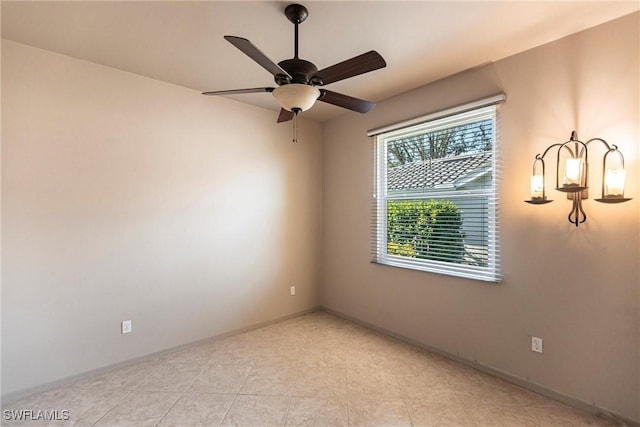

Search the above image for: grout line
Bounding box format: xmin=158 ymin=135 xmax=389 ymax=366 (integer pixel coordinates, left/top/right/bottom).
xmin=89 ymin=389 xmax=134 ymax=427
xmin=152 ymin=392 xmax=183 ymax=427
xmin=345 ymin=361 xmax=352 ymax=427
xmin=219 ymin=393 xmax=239 ymax=427
xmin=282 ymin=395 xmax=293 ymax=427
xmin=152 ymin=369 xmax=205 ymax=427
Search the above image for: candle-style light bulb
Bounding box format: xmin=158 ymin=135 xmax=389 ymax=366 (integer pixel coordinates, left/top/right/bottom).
xmin=530 ymin=175 xmax=544 ymax=200
xmin=527 ymin=156 xmax=547 ymax=202
xmin=595 ymin=145 xmax=632 ymax=204
xmin=563 ymin=157 xmax=583 ymax=187
xmin=604 ymin=168 xmax=625 ymax=198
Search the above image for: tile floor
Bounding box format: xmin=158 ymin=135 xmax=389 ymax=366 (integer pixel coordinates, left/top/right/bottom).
xmin=2 ymin=311 xmax=621 ymax=426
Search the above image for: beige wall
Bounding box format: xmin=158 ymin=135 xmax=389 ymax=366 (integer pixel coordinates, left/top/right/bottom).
xmin=2 ymin=11 xmax=639 ymax=423
xmin=321 ymin=12 xmax=639 ymax=422
xmin=1 ymin=40 xmax=322 ymax=397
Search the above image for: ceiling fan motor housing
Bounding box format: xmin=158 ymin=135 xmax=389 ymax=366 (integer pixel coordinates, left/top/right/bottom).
xmin=277 ymin=58 xmax=318 ymax=85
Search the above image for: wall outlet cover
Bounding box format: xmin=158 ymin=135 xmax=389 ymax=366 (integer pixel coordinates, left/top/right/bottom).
xmin=121 ymin=320 xmax=132 ymax=334
xmin=531 ymin=336 xmax=543 ymax=353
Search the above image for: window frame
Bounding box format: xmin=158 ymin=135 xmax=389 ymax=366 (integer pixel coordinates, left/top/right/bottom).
xmin=371 ymin=101 xmax=503 ymax=283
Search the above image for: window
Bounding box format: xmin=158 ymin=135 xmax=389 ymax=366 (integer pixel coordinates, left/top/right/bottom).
xmin=370 ymin=99 xmax=502 ymax=282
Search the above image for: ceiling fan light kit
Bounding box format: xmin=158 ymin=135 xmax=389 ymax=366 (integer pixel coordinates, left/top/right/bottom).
xmin=202 ymin=3 xmax=387 ymax=141
xmin=272 ymin=84 xmax=320 ymax=113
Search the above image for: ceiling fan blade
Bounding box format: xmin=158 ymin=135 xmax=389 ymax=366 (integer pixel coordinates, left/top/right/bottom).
xmin=224 ymin=36 xmax=291 ymax=79
xmin=313 ymin=51 xmax=386 ymax=86
xmin=202 ymin=87 xmax=275 ymax=96
xmin=277 ymin=108 xmax=295 ymax=123
xmin=318 ymin=89 xmax=375 ymax=113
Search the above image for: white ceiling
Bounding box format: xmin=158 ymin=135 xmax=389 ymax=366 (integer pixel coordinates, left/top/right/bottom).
xmin=2 ymin=1 xmax=638 ymax=122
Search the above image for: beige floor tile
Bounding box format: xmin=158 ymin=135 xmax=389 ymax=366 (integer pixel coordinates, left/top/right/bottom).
xmin=347 ymin=346 xmax=397 ymax=372
xmin=508 ymin=386 xmax=568 ymax=408
xmin=66 ymin=386 xmax=132 ymax=426
xmin=239 ymin=364 xmax=299 ymax=396
xmin=158 ymin=345 xmax=213 ymax=367
xmin=438 ymin=359 xmax=484 ymax=382
xmin=452 ymin=375 xmax=521 ymax=406
xmin=348 ymin=396 xmax=413 ymax=427
xmin=298 ymin=345 xmax=348 ymax=368
xmin=208 ymin=346 xmax=259 ymax=367
xmin=293 ymin=367 xmax=348 ymax=398
xmin=74 ymin=360 xmax=156 ymax=390
xmin=468 ymin=404 xmax=538 ymax=427
xmin=397 ymin=374 xmax=458 ymax=402
xmin=257 ymin=345 xmax=302 ymax=368
xmin=221 ymin=395 xmax=290 ymax=427
xmin=136 ymin=361 xmax=203 ymax=392
xmin=372 ymin=341 xmax=428 ymax=370
xmin=406 ymin=399 xmax=476 ymax=427
xmin=156 ymin=392 xmax=234 ymax=427
xmin=188 ymin=363 xmax=252 ymax=394
xmin=347 ymin=367 xmax=402 ymax=398
xmin=390 ymin=351 xmax=442 ymax=375
xmin=285 ymin=396 xmax=348 ymax=427
xmin=93 ymin=391 xmax=180 ymax=427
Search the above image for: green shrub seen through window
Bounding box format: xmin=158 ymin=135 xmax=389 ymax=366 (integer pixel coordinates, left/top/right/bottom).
xmin=387 ymin=199 xmax=464 ymax=263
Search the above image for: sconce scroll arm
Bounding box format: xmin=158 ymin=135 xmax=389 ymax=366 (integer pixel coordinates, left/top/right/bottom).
xmin=584 ymin=137 xmax=624 ymax=168
xmin=534 ymin=142 xmax=572 ymax=162
xmin=585 ymin=137 xmax=614 ymax=152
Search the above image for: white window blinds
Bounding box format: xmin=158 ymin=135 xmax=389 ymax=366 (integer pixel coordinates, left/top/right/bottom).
xmin=371 ymin=96 xmax=504 ymax=282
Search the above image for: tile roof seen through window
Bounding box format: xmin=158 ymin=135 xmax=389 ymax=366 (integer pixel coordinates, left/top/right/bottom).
xmin=387 ymin=152 xmax=492 ymax=192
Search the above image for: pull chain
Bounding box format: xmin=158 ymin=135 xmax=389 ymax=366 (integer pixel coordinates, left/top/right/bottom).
xmin=292 ymin=108 xmax=301 ymax=143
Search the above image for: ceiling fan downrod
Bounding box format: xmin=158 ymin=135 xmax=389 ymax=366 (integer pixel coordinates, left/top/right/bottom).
xmin=284 ymin=3 xmax=308 ymax=60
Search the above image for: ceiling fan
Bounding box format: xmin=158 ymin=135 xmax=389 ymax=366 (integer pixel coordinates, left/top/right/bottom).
xmin=202 ymin=3 xmax=387 ymax=125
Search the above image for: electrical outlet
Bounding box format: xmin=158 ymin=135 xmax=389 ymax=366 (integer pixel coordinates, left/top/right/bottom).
xmin=290 ymin=286 xmax=296 ymax=296
xmin=121 ymin=320 xmax=132 ymax=334
xmin=531 ymin=336 xmax=543 ymax=353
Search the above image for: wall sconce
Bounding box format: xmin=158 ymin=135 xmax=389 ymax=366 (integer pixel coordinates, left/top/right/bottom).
xmin=525 ymin=131 xmax=631 ymax=226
